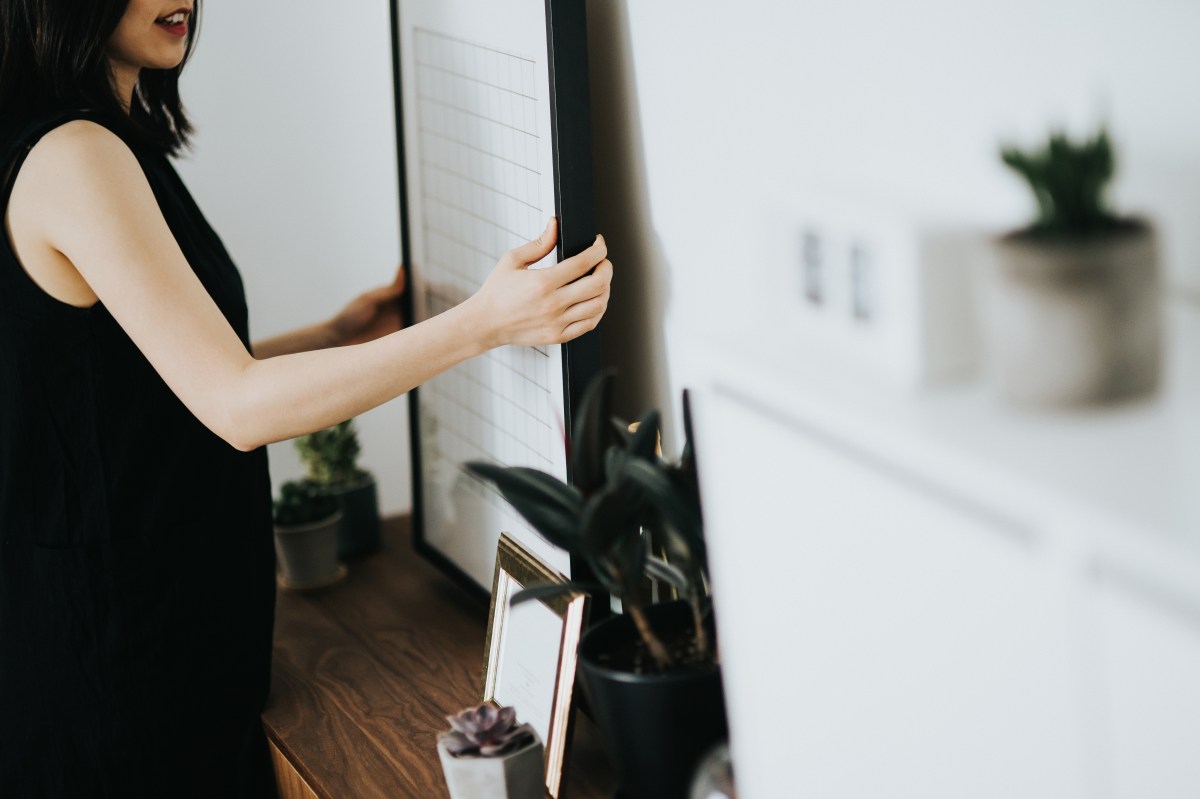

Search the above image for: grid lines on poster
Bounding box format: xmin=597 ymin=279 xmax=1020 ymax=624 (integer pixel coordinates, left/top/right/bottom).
xmin=413 ymin=27 xmax=558 ymax=491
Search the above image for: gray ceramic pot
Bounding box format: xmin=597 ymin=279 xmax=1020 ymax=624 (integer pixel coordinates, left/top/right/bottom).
xmin=274 ymin=511 xmax=342 ymax=589
xmin=437 ymin=735 xmax=544 ymax=799
xmin=316 ymin=476 xmax=381 ymax=559
xmin=982 ymin=223 xmax=1163 ymax=407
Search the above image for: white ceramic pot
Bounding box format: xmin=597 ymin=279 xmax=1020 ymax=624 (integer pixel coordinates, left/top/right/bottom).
xmin=981 ymin=224 xmax=1163 ymax=407
xmin=437 ymin=735 xmax=544 ymax=799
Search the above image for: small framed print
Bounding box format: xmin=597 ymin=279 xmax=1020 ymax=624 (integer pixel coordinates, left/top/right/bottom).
xmin=483 ymin=533 xmax=589 ymax=798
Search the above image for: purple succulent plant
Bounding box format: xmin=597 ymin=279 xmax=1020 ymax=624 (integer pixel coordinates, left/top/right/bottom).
xmin=441 ymin=704 xmax=537 ymax=758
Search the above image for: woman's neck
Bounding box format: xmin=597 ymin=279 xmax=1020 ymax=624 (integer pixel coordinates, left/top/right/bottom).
xmin=110 ymin=61 xmax=139 ymax=113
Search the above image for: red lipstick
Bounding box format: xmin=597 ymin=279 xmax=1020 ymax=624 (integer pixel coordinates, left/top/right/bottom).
xmin=155 ymin=8 xmax=190 ymax=38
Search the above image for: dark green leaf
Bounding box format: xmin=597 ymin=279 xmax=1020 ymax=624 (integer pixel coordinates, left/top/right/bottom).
xmin=644 ymin=557 xmax=691 ymax=596
xmin=510 ymin=581 xmax=603 ymax=606
xmin=628 ymin=409 xmax=661 ymax=461
xmin=609 ymin=416 xmax=633 ymax=445
xmin=579 ymin=483 xmax=646 ymax=601
xmin=616 ymin=526 xmax=648 ymax=599
xmin=580 ymin=482 xmax=642 ymax=559
xmin=999 ymin=126 xmax=1119 ymax=235
xmin=622 ymin=458 xmax=702 ymax=540
xmin=465 ymin=462 xmax=580 ymax=513
xmin=571 ymin=370 xmax=618 ymax=495
xmin=584 ymin=550 xmax=624 ymax=595
xmin=464 ymin=462 xmax=582 ymax=550
xmin=603 ymin=446 xmax=629 ymax=486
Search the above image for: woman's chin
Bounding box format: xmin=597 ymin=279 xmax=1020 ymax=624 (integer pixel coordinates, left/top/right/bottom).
xmin=146 ymin=51 xmax=187 ymax=71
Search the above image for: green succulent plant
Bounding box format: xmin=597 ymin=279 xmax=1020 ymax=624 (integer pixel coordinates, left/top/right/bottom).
xmin=272 ymin=479 xmax=340 ymax=527
xmin=1000 ymin=127 xmax=1124 ymax=238
xmin=465 ymin=371 xmax=712 ymax=673
xmin=295 ymin=419 xmax=369 ymax=487
xmin=441 ymin=704 xmax=536 ymax=758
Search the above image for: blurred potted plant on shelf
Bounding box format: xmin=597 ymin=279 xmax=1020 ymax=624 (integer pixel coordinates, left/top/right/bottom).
xmin=295 ymin=418 xmax=381 ymax=558
xmin=272 ymin=479 xmax=342 ymax=590
xmin=437 ymin=703 xmax=543 ymax=799
xmin=985 ymin=126 xmax=1162 ymax=406
xmin=465 ymin=371 xmax=727 ymax=799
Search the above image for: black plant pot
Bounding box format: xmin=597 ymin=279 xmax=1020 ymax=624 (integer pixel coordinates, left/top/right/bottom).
xmin=578 ymin=600 xmax=727 ymax=799
xmin=318 ymin=477 xmax=380 ymax=559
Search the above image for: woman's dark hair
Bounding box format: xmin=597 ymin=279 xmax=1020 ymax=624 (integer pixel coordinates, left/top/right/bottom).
xmin=0 ymin=0 xmax=201 ymax=154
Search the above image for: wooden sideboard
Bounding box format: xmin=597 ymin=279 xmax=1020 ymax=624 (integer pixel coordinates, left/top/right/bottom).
xmin=264 ymin=516 xmax=616 ymax=799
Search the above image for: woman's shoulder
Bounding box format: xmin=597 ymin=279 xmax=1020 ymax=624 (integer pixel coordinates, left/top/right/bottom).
xmin=36 ymin=116 xmax=126 ymax=149
xmin=21 ymin=116 xmax=140 ymax=176
xmin=10 ymin=114 xmax=149 ymax=229
xmin=2 ymin=109 xmax=134 ymax=157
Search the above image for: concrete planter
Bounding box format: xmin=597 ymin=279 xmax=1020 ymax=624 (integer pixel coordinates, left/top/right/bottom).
xmin=982 ymin=223 xmax=1163 ymax=407
xmin=274 ymin=511 xmax=342 ymax=590
xmin=437 ymin=735 xmax=544 ymax=799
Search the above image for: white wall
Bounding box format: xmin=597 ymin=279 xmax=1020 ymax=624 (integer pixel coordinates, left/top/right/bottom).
xmin=587 ymin=0 xmax=1200 ymax=441
xmin=175 ymin=0 xmax=411 ymax=512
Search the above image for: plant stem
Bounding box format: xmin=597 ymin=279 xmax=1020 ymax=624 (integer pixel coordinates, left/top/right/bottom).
xmin=628 ymin=605 xmax=673 ymax=670
xmin=690 ymin=595 xmax=710 ymax=661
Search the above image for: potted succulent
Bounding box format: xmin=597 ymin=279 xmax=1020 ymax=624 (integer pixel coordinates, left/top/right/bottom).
xmin=984 ymin=127 xmax=1163 ymax=406
xmin=466 ymin=372 xmax=727 ymax=799
xmin=294 ymin=419 xmax=381 ymax=558
xmin=437 ymin=703 xmax=544 ymax=799
xmin=272 ymin=479 xmax=343 ymax=590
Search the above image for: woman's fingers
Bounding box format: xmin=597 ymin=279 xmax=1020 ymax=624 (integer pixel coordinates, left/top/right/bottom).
xmin=542 ymin=235 xmax=607 ymax=288
xmin=469 ymin=223 xmax=611 ymax=348
xmin=562 ymin=293 xmax=608 ymax=325
xmin=506 ymin=217 xmax=559 ymax=267
xmin=558 ymin=312 xmax=603 ymax=343
xmin=555 ymin=258 xmax=612 ymax=307
xmin=555 ymin=274 xmax=610 ymax=343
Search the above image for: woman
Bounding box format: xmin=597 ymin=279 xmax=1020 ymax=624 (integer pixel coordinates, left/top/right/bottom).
xmin=0 ymin=0 xmax=612 ymax=795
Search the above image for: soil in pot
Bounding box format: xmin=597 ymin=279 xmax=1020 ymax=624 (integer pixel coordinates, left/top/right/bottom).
xmin=579 ymin=600 xmax=727 ymax=799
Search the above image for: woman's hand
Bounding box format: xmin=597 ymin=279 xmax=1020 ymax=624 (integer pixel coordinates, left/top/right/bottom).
xmin=328 ymin=266 xmax=406 ymax=347
xmin=466 ymin=218 xmax=612 ymax=349
xmin=251 ymin=266 xmax=405 ymax=358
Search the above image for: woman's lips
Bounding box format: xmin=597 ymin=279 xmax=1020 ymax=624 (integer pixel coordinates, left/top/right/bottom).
xmin=155 ymin=11 xmax=189 ymax=38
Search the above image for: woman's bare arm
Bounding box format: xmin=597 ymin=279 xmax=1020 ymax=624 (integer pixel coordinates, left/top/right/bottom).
xmin=252 ymin=267 xmax=407 ymax=358
xmin=9 ymin=121 xmax=611 ymax=451
xmin=250 ymin=320 xmax=341 ymax=359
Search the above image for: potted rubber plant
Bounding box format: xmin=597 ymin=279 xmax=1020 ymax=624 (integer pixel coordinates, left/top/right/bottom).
xmin=294 ymin=419 xmax=381 ymax=558
xmin=984 ymin=127 xmax=1163 ymax=406
xmin=465 ymin=372 xmax=727 ymax=799
xmin=272 ymin=479 xmax=342 ymax=590
xmin=437 ymin=703 xmax=544 ymax=799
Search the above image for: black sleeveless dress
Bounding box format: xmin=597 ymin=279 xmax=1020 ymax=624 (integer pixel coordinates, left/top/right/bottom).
xmin=0 ymin=111 xmax=277 ymax=797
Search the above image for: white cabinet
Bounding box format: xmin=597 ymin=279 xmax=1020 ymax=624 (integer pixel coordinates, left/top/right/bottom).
xmin=682 ymin=301 xmax=1200 ymax=799
xmin=1093 ymin=569 xmax=1200 ymax=799
xmin=697 ymin=387 xmax=1082 ymax=799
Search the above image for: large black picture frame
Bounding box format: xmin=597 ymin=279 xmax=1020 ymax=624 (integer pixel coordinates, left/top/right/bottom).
xmin=389 ymin=0 xmax=601 ymax=598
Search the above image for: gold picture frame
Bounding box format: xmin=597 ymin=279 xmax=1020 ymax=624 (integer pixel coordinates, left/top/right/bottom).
xmin=483 ymin=533 xmax=589 ymax=799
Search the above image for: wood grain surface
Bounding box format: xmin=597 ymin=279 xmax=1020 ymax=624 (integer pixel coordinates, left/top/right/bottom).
xmin=268 ymin=738 xmax=320 ymax=799
xmin=264 ymin=516 xmax=616 ymax=799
